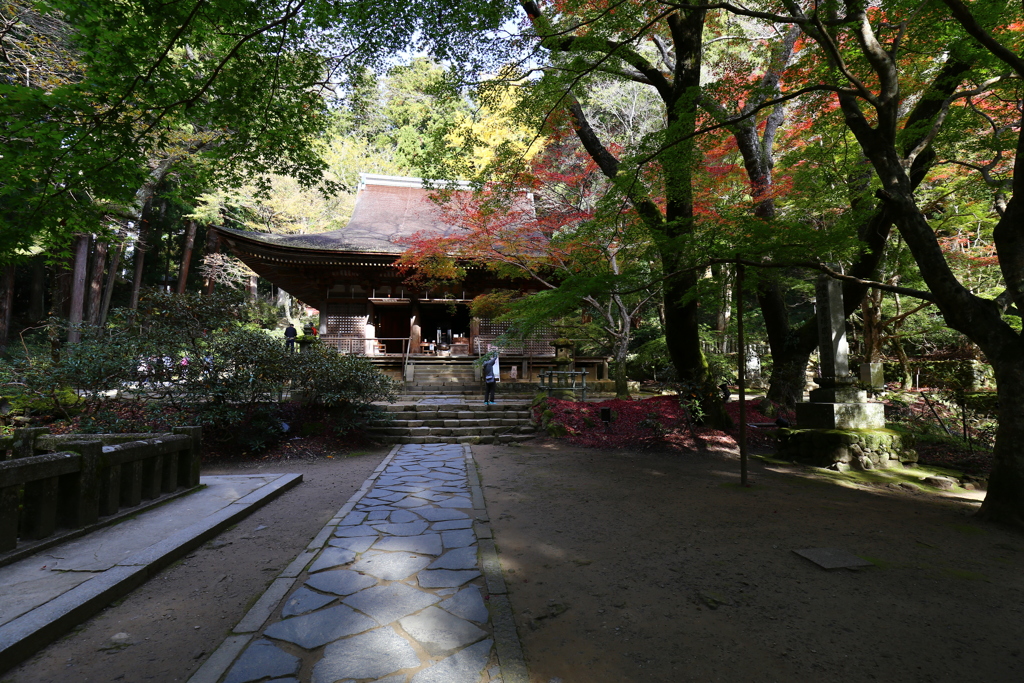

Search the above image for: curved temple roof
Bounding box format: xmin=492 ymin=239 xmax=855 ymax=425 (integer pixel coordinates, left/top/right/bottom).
xmin=215 ymin=174 xmax=475 ymax=256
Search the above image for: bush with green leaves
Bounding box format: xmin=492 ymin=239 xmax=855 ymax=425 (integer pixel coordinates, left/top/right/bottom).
xmin=4 ymin=289 xmax=397 ymax=450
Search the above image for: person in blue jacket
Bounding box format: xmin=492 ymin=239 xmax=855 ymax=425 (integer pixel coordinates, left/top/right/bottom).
xmin=482 ymin=353 xmax=500 ymax=404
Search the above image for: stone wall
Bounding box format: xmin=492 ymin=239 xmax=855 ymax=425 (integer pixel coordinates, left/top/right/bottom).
xmin=776 ymin=427 xmax=917 ymax=471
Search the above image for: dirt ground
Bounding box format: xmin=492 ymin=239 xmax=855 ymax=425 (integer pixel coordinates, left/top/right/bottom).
xmin=6 ymin=437 xmax=1024 ymax=683
xmin=3 ymin=449 xmax=388 ymax=683
xmin=473 ymin=438 xmax=1024 ymax=683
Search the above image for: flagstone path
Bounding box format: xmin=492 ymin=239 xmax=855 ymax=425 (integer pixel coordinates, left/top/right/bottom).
xmin=194 ymin=443 xmax=526 ymax=683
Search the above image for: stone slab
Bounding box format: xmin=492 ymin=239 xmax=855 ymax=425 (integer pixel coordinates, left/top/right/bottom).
xmin=327 ymin=536 xmax=376 ymax=553
xmin=304 ymin=569 xmax=377 ymax=596
xmin=442 ymin=529 xmax=477 ymax=549
xmin=434 ymin=519 xmax=474 ymax=531
xmin=263 ymin=604 xmax=376 ymax=649
xmin=409 ymin=637 xmax=493 ymax=683
xmin=440 ymin=586 xmax=489 ymax=624
xmin=372 ymin=521 xmax=430 ymax=536
xmin=281 ymin=586 xmax=336 ymax=618
xmin=412 ymin=507 xmax=469 ymax=522
xmin=399 ymin=606 xmax=487 ymax=656
xmin=352 ymin=552 xmax=432 ymax=580
xmin=0 ymin=473 xmax=301 ymax=673
xmin=373 ymin=534 xmax=443 ymax=556
xmin=343 ymin=582 xmax=440 ymax=625
xmin=417 ymin=569 xmax=481 ymax=588
xmin=436 ymin=496 xmax=473 ymax=509
xmin=429 ymin=546 xmax=479 ymax=571
xmin=311 ymin=627 xmax=421 ymax=683
xmin=308 ymin=547 xmax=358 ymax=574
xmin=224 ymin=638 xmax=300 ymax=683
xmin=793 ymin=548 xmax=874 ymax=570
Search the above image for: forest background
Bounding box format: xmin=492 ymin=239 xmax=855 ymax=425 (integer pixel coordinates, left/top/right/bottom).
xmin=1 ymin=0 xmax=1023 ymax=525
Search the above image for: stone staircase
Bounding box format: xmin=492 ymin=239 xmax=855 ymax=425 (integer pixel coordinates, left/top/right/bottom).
xmin=368 ymin=358 xmax=539 ymax=445
xmin=370 ymin=402 xmax=538 ymax=445
xmin=403 ymin=359 xmax=479 ymax=396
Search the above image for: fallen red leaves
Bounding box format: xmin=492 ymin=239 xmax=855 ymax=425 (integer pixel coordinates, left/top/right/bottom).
xmin=536 ymin=396 xmax=789 ymax=451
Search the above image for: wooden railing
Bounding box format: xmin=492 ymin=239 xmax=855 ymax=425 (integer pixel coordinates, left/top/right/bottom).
xmin=0 ymin=426 xmax=202 ymax=553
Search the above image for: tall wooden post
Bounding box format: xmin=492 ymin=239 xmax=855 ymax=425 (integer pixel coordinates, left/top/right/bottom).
xmin=67 ymin=234 xmax=89 ymax=343
xmin=737 ymin=259 xmax=748 ymax=486
xmin=177 ymin=220 xmax=197 ymax=294
xmin=0 ymin=265 xmax=14 ymax=350
xmin=203 ymin=229 xmax=220 ymax=295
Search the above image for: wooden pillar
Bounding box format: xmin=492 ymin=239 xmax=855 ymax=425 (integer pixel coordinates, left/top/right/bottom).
xmin=0 ymin=265 xmax=14 ymax=350
xmin=203 ymin=229 xmax=220 ymax=294
xmin=470 ymin=316 xmax=480 ymax=355
xmin=177 ymin=220 xmax=197 ymax=294
xmin=67 ymin=234 xmax=89 ymax=343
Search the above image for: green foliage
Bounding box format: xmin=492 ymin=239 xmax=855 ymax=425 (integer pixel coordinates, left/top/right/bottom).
xmin=3 ymin=289 xmax=396 ymax=450
xmin=290 ymin=342 xmax=398 ymax=408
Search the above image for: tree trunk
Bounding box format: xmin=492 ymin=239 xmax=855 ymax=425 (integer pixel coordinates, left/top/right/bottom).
xmin=247 ymin=275 xmax=258 ymax=302
xmin=100 ymin=242 xmax=124 ymax=328
xmin=978 ymin=356 xmax=1024 ymax=526
xmin=765 ymin=349 xmax=812 ymax=408
xmin=29 ymin=256 xmax=46 ymax=322
xmin=203 ymin=229 xmax=220 ymax=294
xmin=129 ymin=241 xmax=146 ymax=310
xmin=614 ymin=359 xmax=629 ymax=399
xmin=177 ymin=220 xmax=197 ymax=294
xmin=53 ymin=257 xmax=72 ymax=318
xmin=67 ymin=234 xmax=89 ymax=343
xmin=0 ymin=266 xmax=14 ymax=350
xmin=86 ymin=239 xmax=108 ymax=326
xmin=130 ymin=199 xmax=155 ymax=309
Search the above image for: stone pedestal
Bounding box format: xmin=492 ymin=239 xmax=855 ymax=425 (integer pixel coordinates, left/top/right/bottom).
xmin=785 ymin=269 xmax=907 ymax=468
xmin=777 ymin=427 xmax=917 ymax=471
xmin=795 ymin=401 xmax=885 ymax=430
xmin=860 ymin=362 xmax=884 ymax=390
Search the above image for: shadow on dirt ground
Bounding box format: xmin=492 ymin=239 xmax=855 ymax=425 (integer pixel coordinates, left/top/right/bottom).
xmin=474 ymin=438 xmax=1024 ymax=683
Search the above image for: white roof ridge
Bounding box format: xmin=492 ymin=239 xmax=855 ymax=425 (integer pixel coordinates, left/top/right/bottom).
xmin=358 ymin=173 xmax=476 ymax=191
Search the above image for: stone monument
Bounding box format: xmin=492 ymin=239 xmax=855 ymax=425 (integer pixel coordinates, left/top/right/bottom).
xmin=795 ymin=270 xmax=884 ymax=429
xmin=779 ymin=270 xmax=916 ymax=470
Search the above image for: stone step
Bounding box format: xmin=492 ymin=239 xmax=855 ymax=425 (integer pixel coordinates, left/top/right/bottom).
xmin=375 ymin=433 xmax=537 ymax=445
xmin=369 ymin=423 xmax=534 ymax=437
xmin=377 ymin=413 xmax=533 ymax=423
xmin=381 ymin=404 xmax=532 ymax=414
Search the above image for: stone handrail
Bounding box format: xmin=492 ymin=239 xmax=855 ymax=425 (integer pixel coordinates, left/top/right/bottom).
xmin=538 ymin=370 xmax=589 ymax=400
xmin=0 ymin=426 xmax=202 ymax=553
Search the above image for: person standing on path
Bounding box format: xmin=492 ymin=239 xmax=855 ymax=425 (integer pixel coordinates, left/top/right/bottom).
xmin=284 ymin=322 xmax=298 ymax=352
xmin=483 ymin=353 xmax=500 ymax=404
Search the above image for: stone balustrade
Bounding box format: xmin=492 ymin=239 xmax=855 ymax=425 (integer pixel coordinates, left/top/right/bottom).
xmin=0 ymin=426 xmax=201 ymax=553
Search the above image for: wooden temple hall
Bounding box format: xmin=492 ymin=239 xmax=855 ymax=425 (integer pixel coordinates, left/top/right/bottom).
xmin=214 ymin=174 xmax=610 ymax=383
